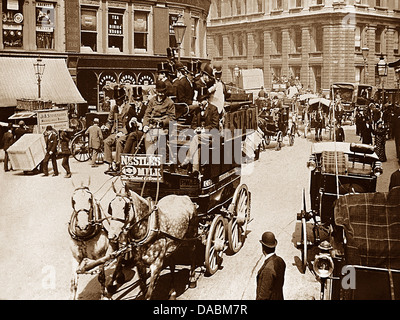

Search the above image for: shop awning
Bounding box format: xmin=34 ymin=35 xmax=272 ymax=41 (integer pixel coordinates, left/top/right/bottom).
xmin=0 ymin=57 xmax=86 ymax=107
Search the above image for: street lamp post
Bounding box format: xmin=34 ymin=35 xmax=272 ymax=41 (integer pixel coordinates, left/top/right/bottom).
xmin=361 ymin=47 xmax=369 ymax=84
xmin=34 ymin=55 xmax=45 ymax=99
xmin=172 ymin=14 xmax=186 ymax=63
xmin=377 ymin=55 xmax=388 ymax=105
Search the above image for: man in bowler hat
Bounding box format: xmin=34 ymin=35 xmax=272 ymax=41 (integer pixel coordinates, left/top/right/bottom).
xmin=256 ymin=231 xmax=286 ymax=300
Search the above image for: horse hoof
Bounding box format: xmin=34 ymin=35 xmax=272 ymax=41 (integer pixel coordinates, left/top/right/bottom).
xmin=189 ymin=281 xmax=197 ymax=289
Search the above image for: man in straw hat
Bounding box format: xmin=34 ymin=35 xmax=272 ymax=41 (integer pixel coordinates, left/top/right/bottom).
xmin=256 ymin=231 xmax=286 ymax=300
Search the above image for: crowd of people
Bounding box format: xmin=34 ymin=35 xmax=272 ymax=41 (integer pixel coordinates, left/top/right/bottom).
xmin=81 ymin=59 xmax=232 ymax=176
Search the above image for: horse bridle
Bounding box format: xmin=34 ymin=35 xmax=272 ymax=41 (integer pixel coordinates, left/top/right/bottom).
xmin=69 ymin=187 xmax=103 ymax=241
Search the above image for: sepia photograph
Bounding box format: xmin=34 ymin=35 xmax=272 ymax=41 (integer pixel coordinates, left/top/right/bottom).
xmin=0 ymin=0 xmax=400 ymax=306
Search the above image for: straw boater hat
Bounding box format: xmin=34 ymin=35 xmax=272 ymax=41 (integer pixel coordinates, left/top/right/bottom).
xmin=259 ymin=232 xmax=277 ymax=248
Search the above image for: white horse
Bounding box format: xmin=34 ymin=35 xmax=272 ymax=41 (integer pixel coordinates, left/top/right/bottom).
xmin=106 ymin=183 xmax=198 ymax=300
xmin=68 ymin=184 xmax=110 ymax=300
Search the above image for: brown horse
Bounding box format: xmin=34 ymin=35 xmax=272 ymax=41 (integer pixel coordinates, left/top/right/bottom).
xmin=106 ymin=183 xmax=198 ymax=300
xmin=69 ymin=185 xmax=110 ymax=300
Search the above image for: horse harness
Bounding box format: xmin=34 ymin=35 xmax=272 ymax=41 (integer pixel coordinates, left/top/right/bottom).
xmin=108 ymin=194 xmax=196 ymax=249
xmin=68 ymin=186 xmax=104 ymax=241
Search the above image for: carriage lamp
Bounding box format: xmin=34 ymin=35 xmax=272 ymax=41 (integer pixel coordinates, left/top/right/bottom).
xmin=374 ymin=161 xmax=383 ymax=177
xmin=313 ymin=241 xmax=334 ymax=279
xmin=172 ymin=14 xmax=186 ymax=63
xmin=307 ymin=155 xmax=317 ymax=171
xmin=34 ymin=55 xmax=46 ymax=99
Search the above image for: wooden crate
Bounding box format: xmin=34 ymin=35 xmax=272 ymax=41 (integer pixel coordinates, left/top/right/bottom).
xmin=7 ymin=134 xmax=46 ymax=171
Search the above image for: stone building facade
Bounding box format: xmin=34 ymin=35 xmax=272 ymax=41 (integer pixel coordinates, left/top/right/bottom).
xmin=0 ymin=0 xmax=210 ymax=109
xmin=207 ymin=0 xmax=400 ymax=93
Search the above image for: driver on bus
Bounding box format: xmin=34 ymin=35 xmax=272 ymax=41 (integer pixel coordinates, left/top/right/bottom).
xmin=142 ymin=80 xmax=175 ymax=161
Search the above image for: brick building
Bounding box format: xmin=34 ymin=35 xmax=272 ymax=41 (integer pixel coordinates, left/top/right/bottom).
xmin=207 ymin=0 xmax=400 ymax=94
xmin=0 ymin=0 xmax=210 ymax=112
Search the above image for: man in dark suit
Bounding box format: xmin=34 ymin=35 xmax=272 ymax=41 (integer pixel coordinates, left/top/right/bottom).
xmin=179 ymin=88 xmax=220 ymax=173
xmin=42 ymin=125 xmax=59 ymax=177
xmin=2 ymin=123 xmax=15 ymax=172
xmin=389 ymin=160 xmax=400 ymax=191
xmin=173 ymin=62 xmax=194 ymax=106
xmin=123 ymin=86 xmax=147 ymax=154
xmin=256 ymin=231 xmax=286 ymax=300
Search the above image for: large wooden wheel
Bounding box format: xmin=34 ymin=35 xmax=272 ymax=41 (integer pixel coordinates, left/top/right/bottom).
xmin=227 ymin=184 xmax=250 ymax=254
xmin=204 ymin=215 xmax=226 ymax=276
xmin=71 ymin=133 xmax=91 ymax=162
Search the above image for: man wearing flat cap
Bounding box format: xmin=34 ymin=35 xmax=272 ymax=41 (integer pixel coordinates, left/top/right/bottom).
xmin=256 ymin=231 xmax=286 ymax=300
xmin=143 ymin=80 xmax=175 ymax=158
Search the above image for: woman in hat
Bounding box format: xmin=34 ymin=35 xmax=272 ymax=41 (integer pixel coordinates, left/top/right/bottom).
xmin=256 ymin=231 xmax=286 ymax=300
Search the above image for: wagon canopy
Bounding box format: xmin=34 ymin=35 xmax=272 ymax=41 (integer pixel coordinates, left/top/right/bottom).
xmin=334 ymin=187 xmax=400 ymax=269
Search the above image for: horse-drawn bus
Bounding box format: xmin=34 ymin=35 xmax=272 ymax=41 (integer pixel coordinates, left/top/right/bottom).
xmin=69 ymin=87 xmax=255 ymax=299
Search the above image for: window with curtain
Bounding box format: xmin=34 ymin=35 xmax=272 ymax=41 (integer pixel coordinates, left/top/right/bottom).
xmin=134 ymin=11 xmax=148 ymax=50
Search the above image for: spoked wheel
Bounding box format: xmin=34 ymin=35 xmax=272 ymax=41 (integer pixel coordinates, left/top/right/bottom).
xmin=275 ymin=131 xmax=282 ymax=151
xmin=227 ymin=184 xmax=250 ymax=254
xmin=205 ymin=215 xmax=226 ymax=276
xmin=289 ymin=126 xmax=295 ymax=146
xmin=71 ymin=133 xmax=91 ymax=162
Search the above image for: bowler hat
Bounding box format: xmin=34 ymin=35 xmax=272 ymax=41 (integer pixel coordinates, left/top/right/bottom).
xmin=155 ymin=80 xmax=167 ymax=93
xmin=202 ymin=63 xmax=214 ymax=78
xmin=175 ymin=62 xmax=186 ymax=71
xmin=214 ymin=63 xmax=222 ymax=74
xmin=259 ymin=232 xmax=277 ymax=248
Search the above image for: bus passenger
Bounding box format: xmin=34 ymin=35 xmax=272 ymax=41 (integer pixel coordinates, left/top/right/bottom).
xmin=179 ymin=87 xmax=220 ymax=174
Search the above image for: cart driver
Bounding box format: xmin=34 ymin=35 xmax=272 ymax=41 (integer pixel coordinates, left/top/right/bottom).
xmin=179 ymin=87 xmax=220 ymax=175
xmin=142 ymin=80 xmax=175 ymax=161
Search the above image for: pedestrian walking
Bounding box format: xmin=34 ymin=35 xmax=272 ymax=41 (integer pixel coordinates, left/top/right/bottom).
xmin=59 ymin=129 xmax=72 ymax=178
xmin=256 ymin=231 xmax=286 ymax=300
xmin=389 ymin=160 xmax=400 ymax=191
xmin=335 ymin=123 xmax=345 ymax=142
xmin=373 ymin=120 xmax=387 ymax=162
xmin=361 ymin=119 xmax=373 ymax=145
xmin=2 ymin=123 xmax=15 ymax=172
xmin=85 ymin=118 xmax=103 ymax=167
xmin=42 ymin=125 xmax=59 ymax=177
